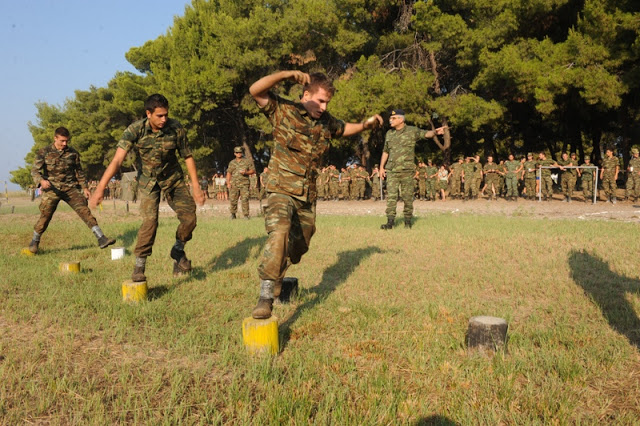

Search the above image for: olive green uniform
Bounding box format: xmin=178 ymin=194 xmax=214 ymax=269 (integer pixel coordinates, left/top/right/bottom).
xmin=504 ymin=160 xmax=521 ymax=198
xmin=523 ymin=160 xmax=537 ymax=199
xmin=483 ymin=162 xmax=501 ymax=198
xmin=228 ymin=157 xmax=254 ymax=217
xmin=537 ymin=158 xmax=555 ymax=199
xmin=601 ymin=156 xmax=619 ymax=200
xmin=625 ymin=157 xmax=640 ymax=200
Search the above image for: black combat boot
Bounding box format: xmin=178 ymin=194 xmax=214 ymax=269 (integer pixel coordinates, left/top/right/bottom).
xmin=230 ymin=213 xmax=236 ymax=219
xmin=98 ymin=235 xmax=116 ymax=249
xmin=404 ymin=217 xmax=412 ymax=229
xmin=380 ymin=217 xmax=394 ymax=230
xmin=28 ymin=239 xmax=39 ymax=254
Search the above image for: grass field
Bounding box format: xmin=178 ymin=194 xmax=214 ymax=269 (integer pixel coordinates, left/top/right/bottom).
xmin=1 ymin=197 xmax=640 ymax=424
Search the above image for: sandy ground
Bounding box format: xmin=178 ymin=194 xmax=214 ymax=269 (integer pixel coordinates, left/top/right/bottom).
xmin=5 ymin=192 xmax=640 ymax=223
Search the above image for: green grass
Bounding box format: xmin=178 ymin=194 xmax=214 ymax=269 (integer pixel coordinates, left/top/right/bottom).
xmin=1 ymin=202 xmax=640 ymax=423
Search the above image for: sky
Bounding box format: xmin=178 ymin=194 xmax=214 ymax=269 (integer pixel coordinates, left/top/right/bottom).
xmin=0 ymin=0 xmax=191 ymax=190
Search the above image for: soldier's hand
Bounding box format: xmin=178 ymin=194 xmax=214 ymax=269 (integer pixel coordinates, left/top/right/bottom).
xmin=435 ymin=126 xmax=448 ymax=135
xmin=83 ymin=188 xmax=91 ymax=199
xmin=288 ymin=70 xmax=310 ymax=86
xmin=40 ymin=180 xmax=51 ymax=190
xmin=380 ymin=168 xmax=386 ymax=179
xmin=363 ymin=114 xmax=383 ymax=130
xmin=89 ymin=189 xmax=103 ymax=209
xmin=193 ymin=188 xmax=206 ymax=206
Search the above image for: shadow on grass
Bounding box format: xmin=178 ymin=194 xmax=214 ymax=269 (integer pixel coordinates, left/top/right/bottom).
xmin=568 ymin=249 xmax=640 ymax=348
xmin=206 ymin=236 xmax=267 ymax=272
xmin=279 ymin=246 xmax=383 ymax=350
xmin=41 ymin=244 xmax=94 ymax=254
xmin=148 ymin=285 xmax=170 ymax=300
xmin=116 ymin=225 xmax=140 ymax=249
xmin=414 ymin=416 xmax=460 ymax=426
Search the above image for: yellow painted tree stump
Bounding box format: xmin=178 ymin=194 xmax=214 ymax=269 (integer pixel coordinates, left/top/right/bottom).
xmin=122 ymin=280 xmax=148 ymax=303
xmin=59 ymin=261 xmax=81 ymax=273
xmin=242 ymin=316 xmax=279 ymax=355
xmin=21 ymin=248 xmax=35 ymax=257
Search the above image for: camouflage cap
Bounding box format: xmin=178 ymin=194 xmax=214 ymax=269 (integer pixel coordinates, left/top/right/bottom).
xmin=390 ymin=108 xmax=405 ymax=116
xmin=527 ymin=152 xmax=533 ymax=156
xmin=632 ymin=148 xmax=639 ymax=154
xmin=234 ymin=146 xmax=243 ymax=153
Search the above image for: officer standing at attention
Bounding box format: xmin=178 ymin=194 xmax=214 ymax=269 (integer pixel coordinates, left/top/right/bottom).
xmin=226 ymin=146 xmax=255 ymax=219
xmin=90 ymin=94 xmax=205 ymax=282
xmin=28 ymin=127 xmax=115 ymax=253
xmin=379 ymin=109 xmax=446 ymax=229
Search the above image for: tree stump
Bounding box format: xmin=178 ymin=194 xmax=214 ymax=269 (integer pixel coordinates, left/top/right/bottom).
xmin=466 ymin=316 xmax=508 ymax=353
xmin=276 ymin=277 xmax=299 ymax=303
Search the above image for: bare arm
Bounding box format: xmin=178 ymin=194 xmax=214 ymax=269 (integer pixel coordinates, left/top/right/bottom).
xmin=343 ymin=114 xmax=383 ymax=137
xmin=185 ymin=157 xmax=205 ymax=206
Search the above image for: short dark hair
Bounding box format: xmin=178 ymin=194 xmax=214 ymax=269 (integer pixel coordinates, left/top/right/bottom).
xmin=54 ymin=127 xmax=70 ymax=138
xmin=304 ymin=73 xmax=335 ymax=96
xmin=145 ymin=94 xmax=169 ymax=113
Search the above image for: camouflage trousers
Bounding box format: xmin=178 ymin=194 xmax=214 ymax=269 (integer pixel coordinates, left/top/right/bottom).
xmin=582 ymin=178 xmax=594 ymax=200
xmin=418 ymin=180 xmax=426 ymax=199
xmin=258 ymin=193 xmax=316 ymax=282
xmin=353 ymin=181 xmax=365 ymax=199
xmin=329 ymin=181 xmax=339 ymax=199
xmin=229 ymin=184 xmax=250 ymax=217
xmin=371 ymin=181 xmax=381 ymax=200
xmin=505 ymin=174 xmax=519 ymax=197
xmin=385 ymin=172 xmax=414 ymax=219
xmin=135 ymin=181 xmax=196 ymax=258
xmin=561 ymin=175 xmax=576 ymax=198
xmin=485 ymin=175 xmax=500 ymax=195
xmin=34 ymin=186 xmax=98 ymax=235
xmin=426 ymin=179 xmax=436 ymax=199
xmin=464 ymin=176 xmax=478 ymax=198
xmin=450 ymin=177 xmax=462 ymax=197
xmin=524 ymin=176 xmax=536 ymax=198
xmin=539 ymin=175 xmax=553 ymax=197
xmin=625 ymin=173 xmax=640 ymax=199
xmin=340 ymin=183 xmax=350 ymax=200
xmin=601 ymin=173 xmax=617 ymax=198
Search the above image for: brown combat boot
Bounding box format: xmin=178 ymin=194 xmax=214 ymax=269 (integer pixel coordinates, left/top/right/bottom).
xmin=252 ymin=279 xmax=275 ymax=319
xmin=98 ymin=235 xmax=116 ymax=249
xmin=132 ymin=265 xmax=146 ymax=282
xmin=173 ymin=257 xmax=192 ymax=277
xmin=380 ymin=217 xmax=394 ymax=230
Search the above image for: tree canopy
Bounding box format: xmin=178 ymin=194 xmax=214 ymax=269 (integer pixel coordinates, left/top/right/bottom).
xmin=13 ymin=0 xmax=640 ymax=189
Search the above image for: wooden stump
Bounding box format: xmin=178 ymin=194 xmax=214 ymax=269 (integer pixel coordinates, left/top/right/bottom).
xmin=276 ymin=277 xmax=299 ymax=303
xmin=59 ymin=261 xmax=81 ymax=273
xmin=20 ymin=248 xmax=35 ymax=257
xmin=242 ymin=316 xmax=279 ymax=355
xmin=122 ymin=280 xmax=148 ymax=303
xmin=466 ymin=316 xmax=508 ymax=353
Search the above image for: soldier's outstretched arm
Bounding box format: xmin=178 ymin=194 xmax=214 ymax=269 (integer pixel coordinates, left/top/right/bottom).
xmin=250 ymin=70 xmax=310 ymax=108
xmin=90 ymin=148 xmax=127 ymax=209
xmin=343 ymin=114 xmax=383 ymax=137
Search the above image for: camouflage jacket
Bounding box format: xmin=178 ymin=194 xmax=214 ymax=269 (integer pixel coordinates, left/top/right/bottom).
xmin=461 ymin=162 xmax=476 ymax=178
xmin=580 ymin=163 xmax=595 ymax=181
xmin=31 ymin=144 xmax=87 ymax=190
xmin=628 ymin=157 xmax=640 ymax=173
xmin=601 ymin=156 xmax=619 ymax=175
xmin=537 ymin=159 xmax=556 ymax=177
xmin=504 ymin=160 xmax=521 ymax=176
xmin=450 ymin=162 xmax=464 ymax=178
xmin=425 ymin=165 xmax=438 ymax=179
xmin=523 ymin=160 xmax=537 ymax=178
xmin=227 ymin=158 xmax=254 ymax=186
xmin=117 ymin=117 xmax=192 ymax=193
xmin=383 ymin=125 xmax=427 ymax=173
xmin=259 ymin=93 xmax=345 ymax=202
xmin=328 ymin=169 xmax=340 ymax=182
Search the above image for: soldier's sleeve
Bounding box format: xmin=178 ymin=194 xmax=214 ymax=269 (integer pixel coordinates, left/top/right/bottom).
xmin=325 ymin=112 xmax=345 ymax=138
xmin=259 ymin=92 xmax=279 ymax=125
xmin=246 ymin=159 xmax=255 ymax=173
xmin=31 ymin=148 xmax=46 ymax=186
xmin=74 ymin=150 xmax=88 ymax=190
xmin=383 ymin=131 xmax=391 ymax=154
xmin=117 ymin=122 xmax=141 ymax=153
xmin=172 ymin=121 xmax=193 ymax=159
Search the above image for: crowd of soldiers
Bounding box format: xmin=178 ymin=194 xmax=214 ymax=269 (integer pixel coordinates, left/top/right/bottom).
xmin=87 ymin=179 xmax=123 ymax=200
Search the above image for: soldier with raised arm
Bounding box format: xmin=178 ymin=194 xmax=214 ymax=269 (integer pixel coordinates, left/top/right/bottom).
xmin=248 ymin=70 xmax=382 ymax=319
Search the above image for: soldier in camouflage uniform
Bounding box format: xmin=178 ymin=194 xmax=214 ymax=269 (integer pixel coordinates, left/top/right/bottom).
xmin=578 ymin=156 xmax=596 ymax=203
xmin=28 ymin=127 xmax=115 ymax=254
xmin=522 ymin=153 xmax=537 ymax=200
xmin=249 ymin=70 xmax=382 ymax=319
xmin=415 ymin=160 xmax=428 ymax=200
xmin=249 ymin=173 xmax=259 ymax=200
xmin=536 ymin=152 xmax=557 ymax=201
xmin=227 ymin=146 xmax=255 ymax=219
xmin=600 ymin=148 xmax=619 ymax=203
xmin=483 ymin=156 xmax=501 ymax=200
xmin=625 ymin=148 xmax=640 ymax=202
xmin=353 ymin=164 xmax=367 ymax=200
xmin=425 ymin=159 xmax=438 ymax=201
xmin=556 ymin=152 xmax=574 ymax=202
xmin=327 ymin=164 xmax=340 ymax=200
xmin=371 ymin=164 xmax=381 ymax=200
xmin=90 ymin=94 xmax=205 ymax=281
xmin=259 ymin=167 xmax=270 ymax=200
xmin=380 ymin=108 xmax=446 ymax=229
xmin=449 ymin=157 xmax=464 ymax=200
xmin=316 ymin=167 xmax=326 ymax=200
xmin=504 ymin=154 xmax=522 ymax=201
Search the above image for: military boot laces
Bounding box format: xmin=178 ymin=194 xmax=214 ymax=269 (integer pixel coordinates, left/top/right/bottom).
xmin=132 ymin=265 xmax=146 ymax=282
xmin=28 ymin=240 xmax=39 ymax=254
xmin=98 ymin=235 xmax=116 ymax=249
xmin=380 ymin=218 xmax=394 ymax=230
